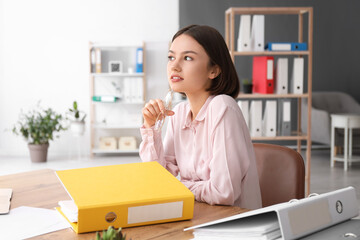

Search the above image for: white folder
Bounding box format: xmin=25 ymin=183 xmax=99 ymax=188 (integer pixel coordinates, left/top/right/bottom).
xmin=185 ymin=187 xmax=359 ymax=240
xmin=278 ymin=100 xmax=291 ymax=136
xmin=136 ymin=77 xmax=143 ymax=103
xmin=250 ymin=15 xmax=265 ymax=52
xmin=275 ymin=58 xmax=288 ymax=94
xmin=250 ymin=100 xmax=262 ymax=137
xmin=237 ymin=15 xmax=251 ymax=52
xmin=263 ymin=100 xmax=277 ymax=137
xmin=237 ymin=100 xmax=249 ymax=128
xmin=291 ymin=57 xmax=304 ymax=94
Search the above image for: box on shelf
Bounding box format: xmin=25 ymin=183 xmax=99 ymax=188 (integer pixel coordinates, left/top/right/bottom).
xmin=99 ymin=137 xmax=117 ymax=150
xmin=119 ymin=136 xmax=137 ymax=150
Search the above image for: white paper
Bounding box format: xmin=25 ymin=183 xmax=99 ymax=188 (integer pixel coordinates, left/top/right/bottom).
xmin=0 ymin=206 xmax=70 ymax=239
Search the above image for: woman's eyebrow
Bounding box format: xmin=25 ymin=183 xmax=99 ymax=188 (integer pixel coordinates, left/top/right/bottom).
xmin=168 ymin=50 xmax=198 ymax=55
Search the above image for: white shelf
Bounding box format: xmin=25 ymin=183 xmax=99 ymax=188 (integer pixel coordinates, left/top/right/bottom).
xmin=92 ymin=101 xmax=144 ymax=105
xmin=93 ymin=123 xmax=140 ymax=129
xmin=92 ymin=149 xmax=139 ymax=154
xmin=91 ymin=73 xmax=144 ymax=77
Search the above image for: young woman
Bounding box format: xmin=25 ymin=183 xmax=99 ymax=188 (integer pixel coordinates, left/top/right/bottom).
xmin=140 ymin=25 xmax=262 ymax=210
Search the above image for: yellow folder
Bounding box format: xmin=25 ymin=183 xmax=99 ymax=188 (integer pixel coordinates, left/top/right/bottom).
xmin=55 ymin=161 xmax=194 ymax=233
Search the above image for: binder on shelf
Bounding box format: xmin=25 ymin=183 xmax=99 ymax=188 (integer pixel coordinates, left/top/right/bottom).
xmin=237 ymin=100 xmax=249 ymax=128
xmin=92 ymin=96 xmax=119 ymax=103
xmin=278 ymin=99 xmax=291 ymax=136
xmin=291 ymin=57 xmax=304 ymax=94
xmin=250 ymin=100 xmax=262 ymax=137
xmin=136 ymin=47 xmax=143 ymax=73
xmin=56 ymin=162 xmax=194 ymax=233
xmin=185 ymin=187 xmax=359 ymax=240
xmin=250 ymin=15 xmax=265 ymax=52
xmin=237 ymin=15 xmax=251 ymax=52
xmin=265 ymin=42 xmax=308 ymax=51
xmin=252 ymin=56 xmax=274 ymax=94
xmin=263 ymin=100 xmax=277 ymax=137
xmin=275 ymin=58 xmax=288 ymax=94
xmin=95 ymin=48 xmax=102 ymax=73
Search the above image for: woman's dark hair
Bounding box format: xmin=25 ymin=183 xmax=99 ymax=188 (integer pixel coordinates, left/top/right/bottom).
xmin=172 ymin=25 xmax=240 ymax=99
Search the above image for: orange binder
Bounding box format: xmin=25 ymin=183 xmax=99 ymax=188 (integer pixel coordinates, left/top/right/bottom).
xmin=252 ymin=56 xmax=274 ymax=94
xmin=56 ymin=162 xmax=194 ymax=233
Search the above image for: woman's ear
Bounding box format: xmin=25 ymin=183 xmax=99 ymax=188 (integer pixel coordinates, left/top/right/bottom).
xmin=209 ymin=65 xmax=221 ymax=80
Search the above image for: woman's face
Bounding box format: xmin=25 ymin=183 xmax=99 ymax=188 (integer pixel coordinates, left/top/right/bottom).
xmin=167 ymin=34 xmax=216 ymax=96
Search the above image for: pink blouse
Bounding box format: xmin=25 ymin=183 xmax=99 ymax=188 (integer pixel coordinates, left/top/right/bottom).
xmin=139 ymin=94 xmax=262 ymax=210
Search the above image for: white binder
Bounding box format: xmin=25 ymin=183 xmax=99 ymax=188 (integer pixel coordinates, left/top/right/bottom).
xmin=275 ymin=58 xmax=288 ymax=94
xmin=291 ymin=57 xmax=304 ymax=94
xmin=250 ymin=15 xmax=265 ymax=52
xmin=237 ymin=15 xmax=251 ymax=52
xmin=263 ymin=100 xmax=277 ymax=137
xmin=278 ymin=99 xmax=291 ymax=136
xmin=185 ymin=187 xmax=359 ymax=240
xmin=250 ymin=100 xmax=262 ymax=137
xmin=237 ymin=100 xmax=249 ymax=128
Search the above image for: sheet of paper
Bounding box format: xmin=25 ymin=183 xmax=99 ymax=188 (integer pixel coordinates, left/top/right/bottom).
xmin=0 ymin=206 xmax=71 ymax=239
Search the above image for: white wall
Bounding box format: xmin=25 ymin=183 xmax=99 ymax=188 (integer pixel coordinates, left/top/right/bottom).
xmin=0 ymin=0 xmax=179 ymax=157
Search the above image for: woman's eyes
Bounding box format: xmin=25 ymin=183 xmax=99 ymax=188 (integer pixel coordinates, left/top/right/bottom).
xmin=167 ymin=56 xmax=193 ymax=61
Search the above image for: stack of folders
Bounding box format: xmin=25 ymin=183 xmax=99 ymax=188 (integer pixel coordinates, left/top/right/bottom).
xmin=192 ymin=212 xmax=281 ymax=240
xmin=238 ymin=100 xmax=277 ymax=137
xmin=237 ymin=15 xmax=265 ymax=52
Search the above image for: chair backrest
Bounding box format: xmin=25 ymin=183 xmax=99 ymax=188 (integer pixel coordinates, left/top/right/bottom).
xmin=253 ymin=143 xmax=305 ymax=207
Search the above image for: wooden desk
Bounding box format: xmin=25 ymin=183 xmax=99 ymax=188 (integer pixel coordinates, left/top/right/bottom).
xmin=0 ymin=169 xmax=246 ymax=240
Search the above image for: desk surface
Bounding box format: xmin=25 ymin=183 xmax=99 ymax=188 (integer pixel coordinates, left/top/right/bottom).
xmin=0 ymin=169 xmax=246 ymax=240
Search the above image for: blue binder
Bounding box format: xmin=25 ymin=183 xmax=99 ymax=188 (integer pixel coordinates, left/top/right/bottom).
xmin=136 ymin=47 xmax=143 ymax=73
xmin=265 ymin=42 xmax=307 ymax=51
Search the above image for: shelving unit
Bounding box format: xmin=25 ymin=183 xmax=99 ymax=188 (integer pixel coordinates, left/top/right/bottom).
xmin=225 ymin=7 xmax=313 ymax=194
xmin=89 ymin=42 xmax=146 ymax=156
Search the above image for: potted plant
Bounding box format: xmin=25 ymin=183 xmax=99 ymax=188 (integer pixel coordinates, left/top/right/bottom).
xmin=67 ymin=101 xmax=87 ymax=136
xmin=12 ymin=104 xmax=67 ymax=162
xmin=242 ymin=78 xmax=253 ymax=94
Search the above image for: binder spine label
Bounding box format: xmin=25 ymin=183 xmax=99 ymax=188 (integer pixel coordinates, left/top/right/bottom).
xmin=127 ymin=201 xmax=183 ymax=224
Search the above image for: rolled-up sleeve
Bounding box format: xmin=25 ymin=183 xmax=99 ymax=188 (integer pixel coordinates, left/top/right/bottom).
xmin=139 ymin=118 xmax=179 ymax=177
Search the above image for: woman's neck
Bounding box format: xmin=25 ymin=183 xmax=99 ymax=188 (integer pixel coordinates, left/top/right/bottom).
xmin=186 ymin=92 xmax=211 ymax=121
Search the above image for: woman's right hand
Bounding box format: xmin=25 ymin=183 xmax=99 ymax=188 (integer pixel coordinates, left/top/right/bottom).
xmin=142 ymin=99 xmax=174 ymax=129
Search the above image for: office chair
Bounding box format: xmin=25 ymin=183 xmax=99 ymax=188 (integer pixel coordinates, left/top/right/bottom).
xmin=253 ymin=143 xmax=305 ymax=207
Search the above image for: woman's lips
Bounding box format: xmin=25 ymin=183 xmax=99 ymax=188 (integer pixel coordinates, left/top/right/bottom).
xmin=171 ymin=75 xmax=184 ymax=82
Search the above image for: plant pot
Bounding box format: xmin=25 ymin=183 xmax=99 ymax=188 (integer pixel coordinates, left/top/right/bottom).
xmin=243 ymin=84 xmax=253 ymax=94
xmin=70 ymin=121 xmax=85 ymax=136
xmin=28 ymin=143 xmax=49 ymax=163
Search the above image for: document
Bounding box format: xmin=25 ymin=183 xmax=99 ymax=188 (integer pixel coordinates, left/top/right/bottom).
xmin=0 ymin=206 xmax=70 ymax=239
xmin=237 ymin=15 xmax=251 ymax=52
xmin=0 ymin=188 xmax=12 ymax=214
xmin=252 ymin=56 xmax=274 ymax=94
xmin=291 ymin=57 xmax=304 ymax=94
xmin=275 ymin=58 xmax=288 ymax=94
xmin=250 ymin=15 xmax=265 ymax=51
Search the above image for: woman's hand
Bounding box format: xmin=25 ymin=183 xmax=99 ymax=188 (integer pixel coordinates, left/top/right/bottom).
xmin=142 ymin=99 xmax=174 ymax=129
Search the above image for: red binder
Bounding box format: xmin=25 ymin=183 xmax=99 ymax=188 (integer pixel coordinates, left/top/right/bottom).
xmin=252 ymin=56 xmax=274 ymax=94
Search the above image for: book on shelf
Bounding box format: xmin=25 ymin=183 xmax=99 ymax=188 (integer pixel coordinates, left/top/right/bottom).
xmin=252 ymin=56 xmax=274 ymax=94
xmin=250 ymin=15 xmax=265 ymax=51
xmin=136 ymin=47 xmax=143 ymax=73
xmin=92 ymin=95 xmax=119 ymax=103
xmin=265 ymin=42 xmax=307 ymax=51
xmin=95 ymin=48 xmax=101 ymax=73
xmin=290 ymin=57 xmax=304 ymax=94
xmin=237 ymin=15 xmax=251 ymax=52
xmin=275 ymin=58 xmax=288 ymax=94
